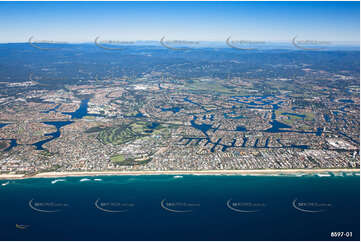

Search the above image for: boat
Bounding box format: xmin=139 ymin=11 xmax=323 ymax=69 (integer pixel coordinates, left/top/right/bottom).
xmin=16 ymin=224 xmax=30 ymax=229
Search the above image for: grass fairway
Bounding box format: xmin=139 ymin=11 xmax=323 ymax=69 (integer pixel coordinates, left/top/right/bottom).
xmin=97 ymin=121 xmax=163 ymax=145
xmin=98 ymin=124 xmax=140 ymax=145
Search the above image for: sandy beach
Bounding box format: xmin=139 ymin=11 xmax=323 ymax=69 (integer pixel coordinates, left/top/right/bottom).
xmin=0 ymin=168 xmax=359 ymax=180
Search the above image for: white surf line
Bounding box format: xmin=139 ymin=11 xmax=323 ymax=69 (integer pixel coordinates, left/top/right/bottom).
xmin=80 ymin=178 xmax=91 ymax=182
xmin=51 ymin=179 xmax=66 ymax=184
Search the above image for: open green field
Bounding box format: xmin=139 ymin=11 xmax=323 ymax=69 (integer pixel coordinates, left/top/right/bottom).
xmin=39 ymin=150 xmax=55 ymax=157
xmin=0 ymin=141 xmax=7 ymax=150
xmin=110 ymin=154 xmax=126 ymax=163
xmin=110 ymin=153 xmax=152 ymax=166
xmin=183 ymin=79 xmax=251 ymax=96
xmin=276 ymin=110 xmax=314 ymax=121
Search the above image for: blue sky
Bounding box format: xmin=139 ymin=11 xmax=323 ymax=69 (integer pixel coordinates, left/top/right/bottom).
xmin=0 ymin=1 xmax=359 ymax=43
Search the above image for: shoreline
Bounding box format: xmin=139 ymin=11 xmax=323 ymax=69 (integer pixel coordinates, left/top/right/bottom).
xmin=0 ymin=168 xmax=359 ymax=180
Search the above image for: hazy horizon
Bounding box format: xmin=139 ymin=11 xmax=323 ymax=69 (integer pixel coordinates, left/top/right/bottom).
xmin=0 ymin=1 xmax=359 ymax=43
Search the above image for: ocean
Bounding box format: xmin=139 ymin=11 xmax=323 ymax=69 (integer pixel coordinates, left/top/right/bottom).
xmin=0 ymin=173 xmax=359 ymax=241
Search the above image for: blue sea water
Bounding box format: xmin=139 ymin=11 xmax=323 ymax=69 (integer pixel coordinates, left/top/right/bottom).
xmin=0 ymin=174 xmax=359 ymax=241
